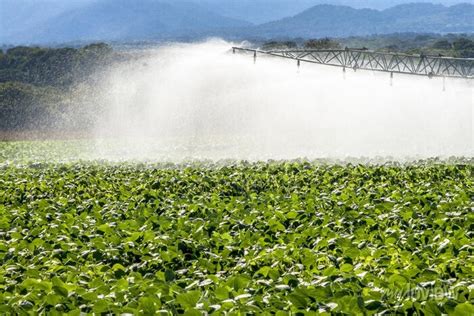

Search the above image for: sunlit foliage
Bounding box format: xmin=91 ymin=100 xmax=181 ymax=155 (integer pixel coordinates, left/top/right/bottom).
xmin=0 ymin=154 xmax=472 ymax=314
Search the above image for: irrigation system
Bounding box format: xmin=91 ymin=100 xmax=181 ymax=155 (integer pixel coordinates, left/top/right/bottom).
xmin=232 ymin=47 xmax=474 ymax=79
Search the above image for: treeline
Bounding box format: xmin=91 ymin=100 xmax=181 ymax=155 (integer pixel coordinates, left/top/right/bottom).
xmin=260 ymin=34 xmax=474 ymax=58
xmin=0 ymin=43 xmax=113 ymax=88
xmin=0 ymin=43 xmax=116 ymax=131
xmin=262 ymin=38 xmax=342 ymax=50
xmin=409 ymin=37 xmax=474 ymax=58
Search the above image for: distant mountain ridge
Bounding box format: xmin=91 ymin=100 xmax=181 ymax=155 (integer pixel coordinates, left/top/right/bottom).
xmin=199 ymin=0 xmax=469 ymax=24
xmin=0 ymin=0 xmax=251 ymax=44
xmin=0 ymin=1 xmax=473 ymax=44
xmin=254 ymin=3 xmax=474 ymax=38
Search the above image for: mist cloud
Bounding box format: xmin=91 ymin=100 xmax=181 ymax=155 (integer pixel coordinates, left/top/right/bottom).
xmin=88 ymin=40 xmax=473 ymax=161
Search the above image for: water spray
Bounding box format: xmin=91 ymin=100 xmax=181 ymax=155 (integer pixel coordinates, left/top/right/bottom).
xmin=89 ymin=40 xmax=473 ymax=160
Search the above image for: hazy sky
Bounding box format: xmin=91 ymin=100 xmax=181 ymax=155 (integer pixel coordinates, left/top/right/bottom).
xmin=2 ymin=0 xmax=471 ymax=25
xmin=3 ymin=0 xmax=470 ymax=10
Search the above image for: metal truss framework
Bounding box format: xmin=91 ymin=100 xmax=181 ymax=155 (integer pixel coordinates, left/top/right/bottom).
xmin=232 ymin=47 xmax=474 ymax=79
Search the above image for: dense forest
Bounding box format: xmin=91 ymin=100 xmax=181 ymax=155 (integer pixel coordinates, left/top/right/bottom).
xmin=1 ymin=35 xmax=473 ymax=134
xmin=0 ymin=43 xmax=116 ymax=132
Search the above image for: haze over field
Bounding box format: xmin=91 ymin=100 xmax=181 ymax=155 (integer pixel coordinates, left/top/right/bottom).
xmin=86 ymin=40 xmax=473 ymax=161
xmin=0 ymin=2 xmax=472 ymax=161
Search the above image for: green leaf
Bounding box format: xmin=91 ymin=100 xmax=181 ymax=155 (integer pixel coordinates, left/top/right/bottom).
xmin=139 ymin=297 xmax=160 ymax=314
xmin=286 ymin=211 xmax=298 ymax=219
xmin=340 ymin=264 xmax=353 ymax=272
xmin=214 ymin=287 xmax=229 ymax=300
xmin=288 ymin=293 xmax=308 ymax=309
xmin=176 ymin=291 xmax=201 ymax=309
xmin=183 ymin=309 xmax=202 ymax=316
xmin=451 ymin=303 xmax=474 ymax=316
xmin=112 ymin=263 xmax=127 ymax=272
xmin=228 ymin=275 xmax=250 ymax=291
xmin=388 ymin=274 xmax=408 ymax=288
xmin=51 ymin=277 xmax=68 ymax=297
xmin=255 ymin=266 xmax=272 ymax=277
xmin=81 ymin=292 xmax=98 ymax=301
xmin=92 ymin=299 xmax=110 ymax=313
xmin=424 ymin=301 xmax=441 ymax=316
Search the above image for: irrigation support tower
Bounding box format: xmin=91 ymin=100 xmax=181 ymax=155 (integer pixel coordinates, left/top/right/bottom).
xmin=232 ymin=47 xmax=474 ymax=79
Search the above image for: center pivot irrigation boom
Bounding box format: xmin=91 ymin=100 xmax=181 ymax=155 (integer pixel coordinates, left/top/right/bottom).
xmin=232 ymin=47 xmax=474 ymax=79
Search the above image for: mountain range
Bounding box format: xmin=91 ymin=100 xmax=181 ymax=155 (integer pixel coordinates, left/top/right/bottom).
xmin=0 ymin=0 xmax=250 ymax=43
xmin=253 ymin=3 xmax=474 ymax=38
xmin=1 ymin=0 xmax=473 ymax=44
xmin=198 ymin=0 xmax=469 ymax=24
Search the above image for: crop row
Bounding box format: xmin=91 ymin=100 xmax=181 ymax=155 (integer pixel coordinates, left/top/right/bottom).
xmin=0 ymin=161 xmax=473 ymax=314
